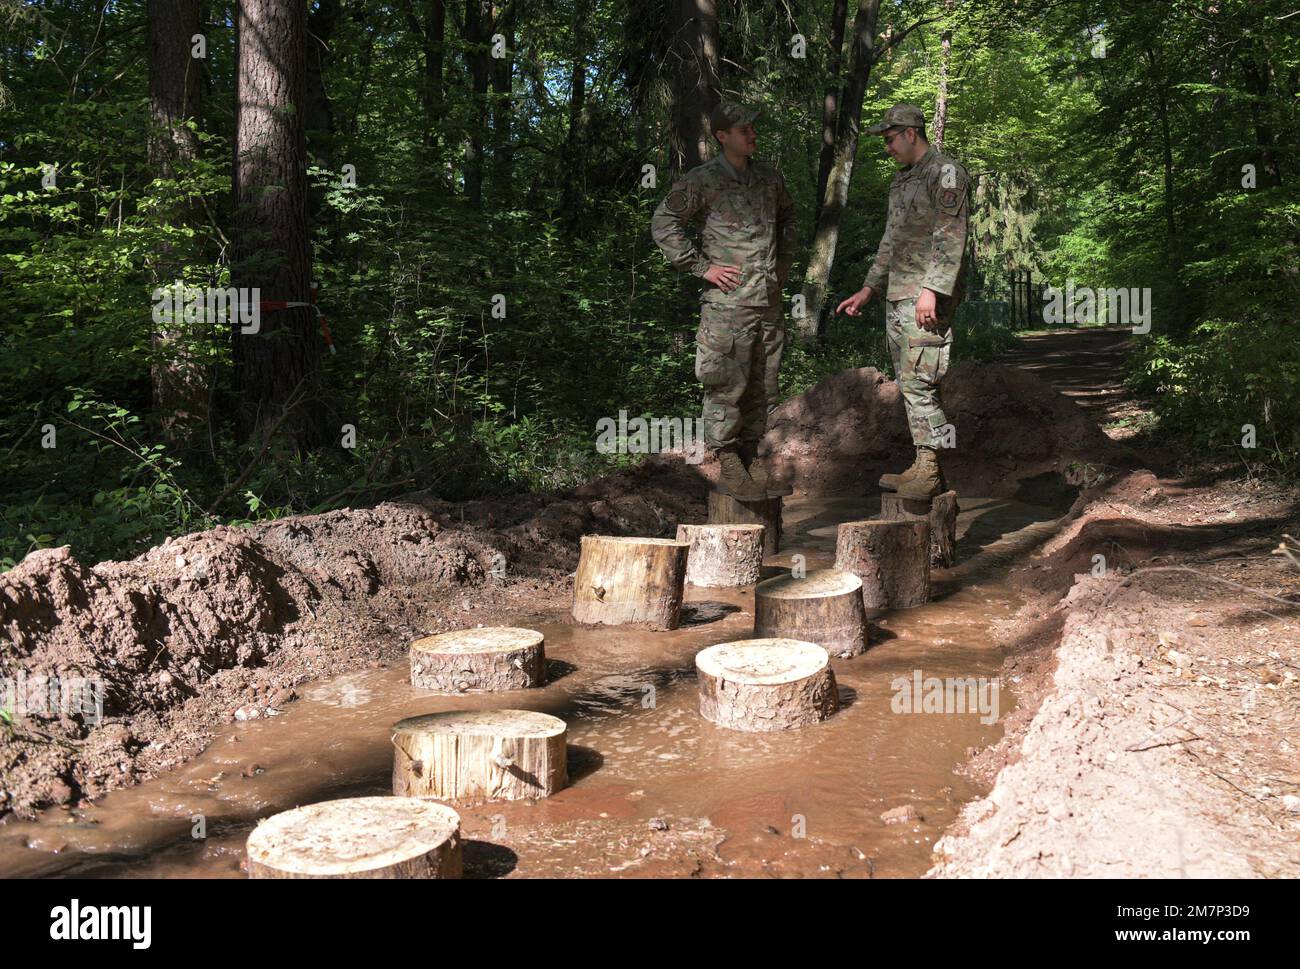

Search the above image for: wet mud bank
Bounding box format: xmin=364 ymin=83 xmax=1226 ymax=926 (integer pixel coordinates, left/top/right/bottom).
xmin=930 ymin=469 xmax=1300 ymax=877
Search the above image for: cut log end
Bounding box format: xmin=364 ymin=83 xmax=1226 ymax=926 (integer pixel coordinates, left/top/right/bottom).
xmin=696 ymin=638 xmax=839 ymax=732
xmin=392 ymin=709 xmax=568 ymax=802
xmin=754 ymin=569 xmax=869 ymax=658
xmin=676 ymin=523 xmax=766 ymax=587
xmin=410 ymin=626 xmax=546 ymax=693
xmin=246 ymin=796 xmax=462 ymax=879
xmin=571 ymin=534 xmax=689 ymax=630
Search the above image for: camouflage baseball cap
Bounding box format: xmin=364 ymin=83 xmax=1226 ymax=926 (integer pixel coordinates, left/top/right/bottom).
xmin=866 ymin=103 xmax=926 ymax=135
xmin=710 ymin=100 xmax=761 ymax=134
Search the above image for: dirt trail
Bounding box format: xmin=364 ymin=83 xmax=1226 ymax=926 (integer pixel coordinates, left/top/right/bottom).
xmin=928 ymin=327 xmax=1300 ymax=878
xmin=2 ymin=327 xmax=1295 ymax=878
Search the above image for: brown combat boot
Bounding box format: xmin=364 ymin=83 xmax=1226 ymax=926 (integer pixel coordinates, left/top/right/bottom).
xmin=879 ymin=447 xmax=924 ymax=492
xmin=896 ymin=446 xmax=945 ymax=499
xmin=740 ymin=441 xmax=793 ymax=497
xmin=715 ymin=446 xmax=766 ymax=500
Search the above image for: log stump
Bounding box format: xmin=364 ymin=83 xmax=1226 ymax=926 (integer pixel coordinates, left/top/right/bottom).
xmin=695 ymin=638 xmax=839 ymax=732
xmin=835 ymin=519 xmax=931 ymax=610
xmin=409 ymin=626 xmax=545 ymax=693
xmin=753 ymin=569 xmax=869 ymax=658
xmin=392 ymin=709 xmax=568 ymax=801
xmin=676 ymin=523 xmax=766 ymax=587
xmin=707 ymin=491 xmax=782 ymax=557
xmin=880 ymin=490 xmax=959 ymax=568
xmin=571 ymin=535 xmax=689 ymax=630
xmin=245 ymin=796 xmax=462 ymax=879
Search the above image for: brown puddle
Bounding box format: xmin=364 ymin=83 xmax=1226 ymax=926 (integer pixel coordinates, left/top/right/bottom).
xmin=0 ymin=496 xmax=1069 ymax=878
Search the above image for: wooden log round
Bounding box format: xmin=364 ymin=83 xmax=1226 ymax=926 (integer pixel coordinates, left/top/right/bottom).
xmin=392 ymin=709 xmax=568 ymax=801
xmin=706 ymin=490 xmax=782 ymax=556
xmin=753 ymin=569 xmax=869 ymax=658
xmin=880 ymin=490 xmax=959 ymax=568
xmin=571 ymin=535 xmax=689 ymax=630
xmin=835 ymin=519 xmax=931 ymax=610
xmin=696 ymin=638 xmax=839 ymax=732
xmin=409 ymin=626 xmax=545 ymax=693
xmin=245 ymin=796 xmax=462 ymax=879
xmin=676 ymin=523 xmax=766 ymax=587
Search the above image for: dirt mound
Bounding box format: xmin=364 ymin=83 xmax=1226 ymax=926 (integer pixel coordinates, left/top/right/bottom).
xmin=0 ymin=460 xmax=709 ymax=820
xmin=761 ymin=362 xmax=1136 ymax=498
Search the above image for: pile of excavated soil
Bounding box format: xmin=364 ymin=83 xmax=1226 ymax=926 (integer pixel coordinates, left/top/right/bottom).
xmin=0 ymin=362 xmax=1137 ymax=823
xmin=760 ymin=362 xmax=1137 ymax=499
xmin=929 ymin=469 xmax=1300 ymax=877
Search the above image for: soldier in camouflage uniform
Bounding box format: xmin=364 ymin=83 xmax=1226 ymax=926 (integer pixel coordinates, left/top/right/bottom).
xmin=651 ymin=101 xmax=798 ymax=499
xmin=837 ymin=104 xmax=970 ymax=500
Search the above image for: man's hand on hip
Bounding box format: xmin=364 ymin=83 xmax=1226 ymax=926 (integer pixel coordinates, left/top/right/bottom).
xmin=836 ymin=285 xmax=874 ymax=316
xmin=704 ymin=264 xmax=742 ymax=292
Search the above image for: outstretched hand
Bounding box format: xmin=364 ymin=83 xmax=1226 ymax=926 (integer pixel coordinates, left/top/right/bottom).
xmin=836 ymin=286 xmax=874 ymax=316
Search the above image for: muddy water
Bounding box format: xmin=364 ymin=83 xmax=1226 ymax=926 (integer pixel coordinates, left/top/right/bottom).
xmin=0 ymin=496 xmax=1067 ymax=878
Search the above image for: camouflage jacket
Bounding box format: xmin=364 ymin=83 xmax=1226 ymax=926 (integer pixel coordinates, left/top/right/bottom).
xmin=863 ymin=146 xmax=971 ymax=303
xmin=651 ymin=155 xmax=798 ymax=307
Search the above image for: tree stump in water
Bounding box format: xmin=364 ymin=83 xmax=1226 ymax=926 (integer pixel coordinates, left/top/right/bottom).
xmin=835 ymin=519 xmax=930 ymax=610
xmin=409 ymin=627 xmax=545 ymax=693
xmin=571 ymin=535 xmax=689 ymax=630
xmin=753 ymin=569 xmax=869 ymax=658
xmin=880 ymin=490 xmax=959 ymax=568
xmin=675 ymin=523 xmax=766 ymax=587
xmin=392 ymin=709 xmax=568 ymax=801
xmin=245 ymin=796 xmax=462 ymax=879
xmin=706 ymin=491 xmax=782 ymax=557
xmin=695 ymin=638 xmax=839 ymax=732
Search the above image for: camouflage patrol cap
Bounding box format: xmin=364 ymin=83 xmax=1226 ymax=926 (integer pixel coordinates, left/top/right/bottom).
xmin=866 ymin=103 xmax=926 ymax=135
xmin=710 ymin=100 xmax=761 ymax=134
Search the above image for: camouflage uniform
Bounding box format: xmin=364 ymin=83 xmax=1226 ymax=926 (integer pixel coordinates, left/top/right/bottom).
xmin=863 ymin=141 xmax=970 ymax=446
xmin=651 ymin=144 xmax=797 ymax=451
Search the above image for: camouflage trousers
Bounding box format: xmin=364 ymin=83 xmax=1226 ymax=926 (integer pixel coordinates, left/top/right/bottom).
xmin=885 ymin=296 xmax=953 ymax=447
xmin=695 ymin=301 xmax=785 ymax=450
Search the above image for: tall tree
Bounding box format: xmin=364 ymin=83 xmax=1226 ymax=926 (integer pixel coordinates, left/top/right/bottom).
xmin=147 ymin=0 xmax=207 ymax=448
xmin=490 ymin=1 xmax=516 ymax=200
xmin=667 ymin=0 xmax=720 ymax=176
xmin=403 ymin=0 xmax=447 ymax=172
xmin=814 ymin=0 xmax=849 ymax=227
xmin=232 ymin=0 xmax=324 ymax=448
xmin=462 ymin=0 xmax=491 ymax=205
xmin=932 ymin=0 xmax=953 ymax=151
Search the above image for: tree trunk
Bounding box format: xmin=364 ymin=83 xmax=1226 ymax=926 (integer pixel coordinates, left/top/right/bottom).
xmin=303 ymin=0 xmax=340 ymax=171
xmin=668 ymin=0 xmax=720 ymax=177
xmin=391 ymin=710 xmax=568 ymax=801
xmin=932 ymin=8 xmax=952 ymax=151
xmin=676 ymin=523 xmax=766 ymax=587
xmin=880 ymin=490 xmax=959 ymax=567
xmin=232 ymin=0 xmax=324 ymax=449
xmin=696 ymin=639 xmax=839 ymax=732
xmin=707 ymin=491 xmax=782 ymax=557
xmin=403 ymin=0 xmax=446 ymax=163
xmin=797 ymin=0 xmax=882 ymax=342
xmin=753 ymin=569 xmax=868 ymax=658
xmin=409 ymin=627 xmax=546 ymax=692
xmin=246 ymin=797 xmax=463 ymax=879
xmin=1243 ymin=49 xmax=1283 ymax=187
xmin=560 ymin=2 xmax=589 ymax=225
xmin=813 ymin=0 xmax=849 ymax=227
xmin=571 ymin=536 xmax=690 ymax=629
xmin=147 ymin=0 xmax=207 ymax=449
xmin=490 ymin=1 xmax=515 ymax=201
xmin=835 ymin=518 xmax=930 ymax=610
xmin=462 ymin=0 xmax=490 ymax=205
